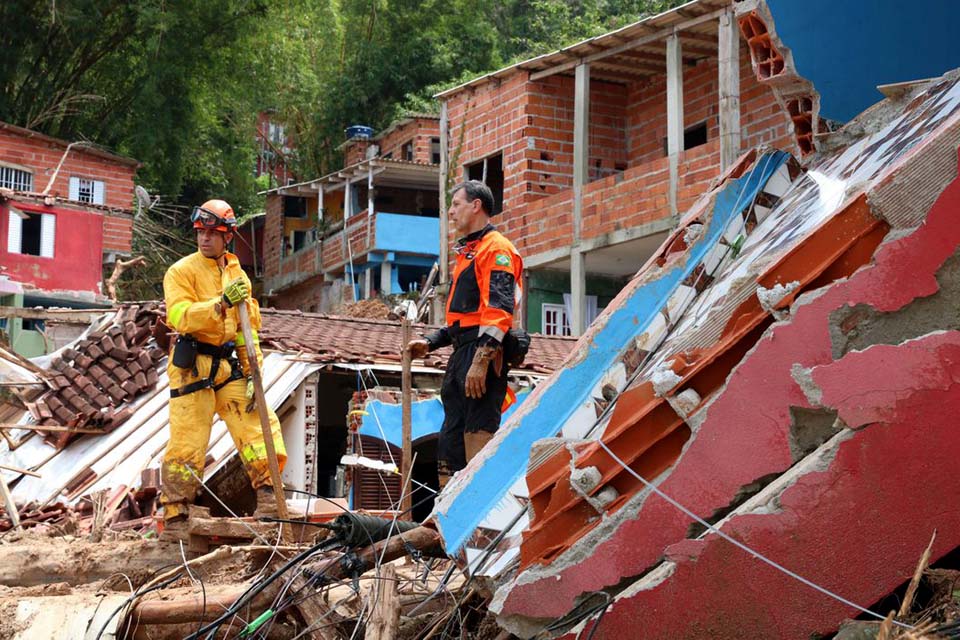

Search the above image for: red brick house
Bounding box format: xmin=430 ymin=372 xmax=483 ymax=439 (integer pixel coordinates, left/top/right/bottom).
xmin=260 ymin=115 xmax=441 ymax=312
xmin=0 ymin=121 xmax=138 ymax=353
xmin=436 ymin=0 xmax=798 ymax=336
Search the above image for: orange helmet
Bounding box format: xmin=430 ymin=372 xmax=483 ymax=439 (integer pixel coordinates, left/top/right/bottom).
xmin=191 ymin=199 xmax=237 ymax=233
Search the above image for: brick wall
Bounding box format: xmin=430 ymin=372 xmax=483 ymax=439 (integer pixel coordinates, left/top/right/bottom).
xmin=102 ymin=213 xmax=133 ymax=253
xmin=446 ymin=72 xmax=532 ymax=216
xmin=0 ymin=128 xmax=136 ymax=210
xmin=344 ymin=118 xmax=441 ymax=167
xmin=263 ymin=194 xmax=284 ymax=278
xmin=269 ymin=275 xmax=327 ymax=311
xmin=379 ymin=118 xmax=440 ymax=163
xmin=443 ymin=36 xmax=794 ymax=262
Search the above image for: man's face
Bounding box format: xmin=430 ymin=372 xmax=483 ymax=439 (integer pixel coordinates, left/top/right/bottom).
xmin=196 ymin=227 xmax=230 ymax=258
xmin=448 ymin=188 xmax=480 ymax=235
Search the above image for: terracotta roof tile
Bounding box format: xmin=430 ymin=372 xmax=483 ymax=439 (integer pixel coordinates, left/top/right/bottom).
xmin=258 ymin=309 xmax=576 ymax=373
xmin=31 ymin=302 xmax=164 ymax=448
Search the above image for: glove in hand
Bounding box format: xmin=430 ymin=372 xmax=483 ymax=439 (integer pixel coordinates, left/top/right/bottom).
xmin=407 ymin=339 xmax=430 ymax=359
xmin=222 ymin=277 xmax=249 ymax=307
xmin=465 ymin=345 xmax=502 ymax=399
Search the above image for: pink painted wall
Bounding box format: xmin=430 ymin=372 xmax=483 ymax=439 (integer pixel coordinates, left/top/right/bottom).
xmin=0 ymin=200 xmax=105 ymax=293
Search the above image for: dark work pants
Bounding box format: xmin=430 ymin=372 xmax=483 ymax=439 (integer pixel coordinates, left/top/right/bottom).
xmin=437 ymin=340 xmax=509 ymax=481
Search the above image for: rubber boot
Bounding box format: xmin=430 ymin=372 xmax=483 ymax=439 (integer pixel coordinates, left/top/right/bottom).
xmin=253 ymin=485 xmax=278 ymax=519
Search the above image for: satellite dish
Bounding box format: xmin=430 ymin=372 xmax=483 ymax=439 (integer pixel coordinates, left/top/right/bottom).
xmin=135 ymin=185 xmax=153 ymax=209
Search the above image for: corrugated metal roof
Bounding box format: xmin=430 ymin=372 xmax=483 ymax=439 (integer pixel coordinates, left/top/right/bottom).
xmin=1 ymin=353 xmax=320 ymax=507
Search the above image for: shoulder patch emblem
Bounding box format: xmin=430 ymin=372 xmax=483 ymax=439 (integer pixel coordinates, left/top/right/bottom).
xmin=495 ymin=253 xmax=512 ymax=267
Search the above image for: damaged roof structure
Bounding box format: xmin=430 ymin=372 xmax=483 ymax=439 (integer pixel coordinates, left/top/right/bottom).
xmin=429 ymin=8 xmax=960 ymax=639
xmin=4 ymin=0 xmax=960 ymax=638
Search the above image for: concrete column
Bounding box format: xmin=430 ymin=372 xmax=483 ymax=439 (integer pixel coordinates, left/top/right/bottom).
xmin=570 ymin=62 xmax=590 ymax=337
xmin=363 ymin=268 xmax=372 ymax=300
xmin=380 ymin=260 xmax=392 ymax=295
xmin=718 ymin=10 xmax=742 ymax=171
xmin=367 ymin=166 xmax=375 ymax=216
xmin=666 ymin=33 xmax=684 ymax=219
xmin=434 ymin=101 xmax=449 ymax=324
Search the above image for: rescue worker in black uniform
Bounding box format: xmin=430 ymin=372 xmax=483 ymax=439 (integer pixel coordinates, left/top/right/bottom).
xmin=407 ymin=180 xmax=523 ymax=487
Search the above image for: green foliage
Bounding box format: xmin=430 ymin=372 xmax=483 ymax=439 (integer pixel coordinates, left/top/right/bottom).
xmin=1 ymin=0 xmax=687 ymax=300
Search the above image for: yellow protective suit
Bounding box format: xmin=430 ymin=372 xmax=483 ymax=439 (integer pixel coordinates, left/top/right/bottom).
xmin=161 ymin=250 xmax=286 ymax=521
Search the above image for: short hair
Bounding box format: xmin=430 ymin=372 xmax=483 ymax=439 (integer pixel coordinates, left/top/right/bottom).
xmin=452 ymin=180 xmax=496 ymax=216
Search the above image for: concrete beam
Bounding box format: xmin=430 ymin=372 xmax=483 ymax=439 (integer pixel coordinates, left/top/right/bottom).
xmin=718 ymin=10 xmax=741 ymax=171
xmin=524 ymin=217 xmax=678 ymax=270
xmin=571 ymin=63 xmax=590 ymax=336
xmin=666 ymin=33 xmax=684 ymax=218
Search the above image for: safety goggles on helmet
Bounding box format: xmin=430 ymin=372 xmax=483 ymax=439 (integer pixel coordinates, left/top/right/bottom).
xmin=190 ymin=206 xmax=236 ymax=229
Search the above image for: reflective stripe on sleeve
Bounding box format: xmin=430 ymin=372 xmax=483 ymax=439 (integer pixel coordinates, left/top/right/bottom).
xmin=168 ymin=301 xmax=192 ymax=330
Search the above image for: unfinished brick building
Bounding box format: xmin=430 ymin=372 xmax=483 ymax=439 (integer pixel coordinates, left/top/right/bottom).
xmin=260 ymin=115 xmax=440 ymax=312
xmin=436 ymin=0 xmax=797 ymax=335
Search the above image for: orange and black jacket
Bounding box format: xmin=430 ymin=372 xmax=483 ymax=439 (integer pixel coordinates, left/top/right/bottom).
xmin=426 ymin=224 xmax=523 ymax=350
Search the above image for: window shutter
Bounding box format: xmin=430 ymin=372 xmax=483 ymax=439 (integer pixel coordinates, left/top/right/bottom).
xmin=40 ymin=213 xmax=56 ymax=257
xmin=92 ymin=180 xmax=105 ymax=205
xmin=68 ymin=177 xmax=80 ymax=201
xmin=7 ymin=210 xmax=22 ymax=253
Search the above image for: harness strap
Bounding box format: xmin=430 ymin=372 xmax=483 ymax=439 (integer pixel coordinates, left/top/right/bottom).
xmin=170 ymin=345 xmax=244 ymax=399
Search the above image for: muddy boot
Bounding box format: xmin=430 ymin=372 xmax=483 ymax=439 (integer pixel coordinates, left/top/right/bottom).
xmin=253 ymin=485 xmax=278 ymax=519
xmin=159 ymin=514 xmax=190 ymax=543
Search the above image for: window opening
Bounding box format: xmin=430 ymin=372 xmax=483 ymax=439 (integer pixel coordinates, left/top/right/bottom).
xmin=283 ymin=196 xmax=307 ymax=218
xmin=542 ymin=302 xmax=571 ymax=337
xmin=0 ymin=166 xmax=33 ymax=191
xmin=465 ymin=152 xmax=504 ymax=215
xmin=662 ymin=121 xmax=709 ymax=155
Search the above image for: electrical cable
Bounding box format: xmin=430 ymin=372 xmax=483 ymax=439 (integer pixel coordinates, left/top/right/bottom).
xmin=186 ymin=537 xmax=343 ymax=640
xmin=181 ymin=539 xmax=208 ymax=637
xmin=93 ymin=572 xmax=184 ymax=640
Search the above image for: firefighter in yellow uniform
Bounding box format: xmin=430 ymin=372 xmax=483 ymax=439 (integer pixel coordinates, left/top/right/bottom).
xmin=407 ymin=181 xmax=523 ymax=487
xmin=160 ymin=199 xmax=285 ymax=534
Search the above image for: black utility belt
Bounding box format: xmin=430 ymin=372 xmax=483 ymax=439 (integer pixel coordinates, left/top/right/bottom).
xmin=170 ymin=334 xmax=243 ymax=398
xmin=171 ymin=335 xmax=235 ymax=369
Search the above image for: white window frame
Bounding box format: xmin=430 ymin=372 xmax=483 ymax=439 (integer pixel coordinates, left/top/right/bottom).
xmin=0 ymin=164 xmax=34 ymax=191
xmin=7 ymin=208 xmax=55 ymax=258
xmin=542 ymin=302 xmax=571 ymax=337
xmin=68 ymin=176 xmax=105 ymax=205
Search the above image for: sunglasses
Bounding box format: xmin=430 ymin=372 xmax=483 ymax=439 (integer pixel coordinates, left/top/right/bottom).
xmin=191 ymin=206 xmax=236 ymax=228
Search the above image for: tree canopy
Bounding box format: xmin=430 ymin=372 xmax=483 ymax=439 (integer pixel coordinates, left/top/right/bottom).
xmin=0 ymin=0 xmax=682 ymax=297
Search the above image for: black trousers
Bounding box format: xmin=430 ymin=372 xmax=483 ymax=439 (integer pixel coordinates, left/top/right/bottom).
xmin=437 ymin=340 xmax=509 ymax=474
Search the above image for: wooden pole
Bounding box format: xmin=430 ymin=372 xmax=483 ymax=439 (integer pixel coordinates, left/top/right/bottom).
xmin=304 ymin=526 xmax=444 ymax=583
xmin=400 ymin=319 xmax=413 ymax=516
xmin=364 ymin=563 xmax=400 ymax=640
xmin=0 ymin=463 xmax=40 ymax=478
xmin=236 ymin=302 xmax=291 ymax=538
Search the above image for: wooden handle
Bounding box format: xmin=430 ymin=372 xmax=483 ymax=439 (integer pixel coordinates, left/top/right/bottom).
xmin=236 ymin=302 xmax=291 ymax=533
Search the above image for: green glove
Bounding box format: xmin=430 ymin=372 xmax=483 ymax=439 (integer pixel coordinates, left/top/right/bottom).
xmin=222 ymin=277 xmax=249 ymax=307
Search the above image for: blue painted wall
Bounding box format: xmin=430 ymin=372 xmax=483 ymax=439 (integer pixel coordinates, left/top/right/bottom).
xmin=358 ymin=388 xmax=532 ymax=449
xmin=768 ymin=0 xmax=960 ymax=122
xmin=374 ymin=213 xmax=440 ymax=255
